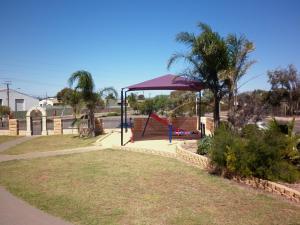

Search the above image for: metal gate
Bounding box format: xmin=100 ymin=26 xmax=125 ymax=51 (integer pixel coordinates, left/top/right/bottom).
xmin=30 ymin=110 xmax=42 ymax=135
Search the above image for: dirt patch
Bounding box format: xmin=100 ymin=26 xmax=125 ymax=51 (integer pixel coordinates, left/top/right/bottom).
xmin=181 ymin=141 xmax=198 ymax=153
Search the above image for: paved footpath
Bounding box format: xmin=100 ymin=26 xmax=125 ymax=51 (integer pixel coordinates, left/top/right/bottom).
xmin=0 ymin=136 xmax=38 ymax=153
xmin=0 ymin=187 xmax=73 ymax=225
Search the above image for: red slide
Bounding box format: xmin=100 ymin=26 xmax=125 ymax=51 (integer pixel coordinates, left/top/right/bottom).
xmin=150 ymin=113 xmax=169 ymax=126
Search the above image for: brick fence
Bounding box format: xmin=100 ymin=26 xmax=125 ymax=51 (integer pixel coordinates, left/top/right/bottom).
xmin=9 ymin=119 xmax=18 ymax=136
xmin=133 ymin=116 xmax=198 ymax=137
xmin=2 ymin=117 xmax=103 ymax=136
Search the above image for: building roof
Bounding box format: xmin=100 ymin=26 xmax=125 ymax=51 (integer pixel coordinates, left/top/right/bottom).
xmin=126 ymin=74 xmax=204 ymax=91
xmin=0 ymin=89 xmax=38 ymax=99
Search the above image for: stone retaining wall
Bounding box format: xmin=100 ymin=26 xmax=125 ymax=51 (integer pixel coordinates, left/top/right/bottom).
xmin=113 ymin=145 xmax=176 ymax=158
xmin=233 ymin=177 xmax=300 ymax=203
xmin=176 ymin=143 xmax=210 ymax=169
xmin=175 ymin=142 xmax=300 ymax=203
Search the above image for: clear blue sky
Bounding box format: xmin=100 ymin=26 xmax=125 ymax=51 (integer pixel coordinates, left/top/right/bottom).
xmin=0 ymin=0 xmax=299 ymax=97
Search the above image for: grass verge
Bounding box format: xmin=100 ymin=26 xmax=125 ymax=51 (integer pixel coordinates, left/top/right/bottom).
xmin=0 ymin=150 xmax=299 ymax=225
xmin=0 ymin=136 xmax=21 ymax=144
xmin=0 ymin=135 xmax=100 ymax=155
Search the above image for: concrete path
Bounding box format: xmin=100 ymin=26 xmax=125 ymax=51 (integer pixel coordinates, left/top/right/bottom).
xmin=0 ymin=145 xmax=105 ymax=163
xmin=0 ymin=136 xmax=38 ymax=153
xmin=100 ymin=129 xmax=180 ymax=153
xmin=0 ymin=187 xmax=73 ymax=225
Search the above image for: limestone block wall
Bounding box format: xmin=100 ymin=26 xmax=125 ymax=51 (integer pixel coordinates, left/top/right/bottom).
xmin=0 ymin=130 xmax=10 ymax=135
xmin=176 ymin=142 xmax=300 ymax=203
xmin=233 ymin=177 xmax=300 ymax=203
xmin=133 ymin=116 xmax=198 ymax=137
xmin=9 ymin=119 xmax=18 ymax=136
xmin=63 ymin=128 xmax=79 ymax=135
xmin=53 ymin=118 xmax=62 ymax=135
xmin=176 ymin=143 xmax=210 ymax=169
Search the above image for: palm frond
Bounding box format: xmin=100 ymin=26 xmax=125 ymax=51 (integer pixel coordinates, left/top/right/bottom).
xmin=175 ymin=32 xmax=196 ymax=46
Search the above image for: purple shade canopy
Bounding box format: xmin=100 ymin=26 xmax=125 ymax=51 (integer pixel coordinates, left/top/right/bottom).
xmin=126 ymin=74 xmax=204 ymax=91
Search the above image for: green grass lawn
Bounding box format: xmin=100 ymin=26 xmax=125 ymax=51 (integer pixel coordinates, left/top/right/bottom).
xmin=0 ymin=135 xmax=100 ymax=155
xmin=0 ymin=150 xmax=299 ymax=225
xmin=0 ymin=135 xmax=21 ymax=144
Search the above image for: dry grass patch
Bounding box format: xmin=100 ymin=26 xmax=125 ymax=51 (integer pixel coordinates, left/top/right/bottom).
xmin=0 ymin=150 xmax=299 ymax=225
xmin=0 ymin=135 xmax=21 ymax=144
xmin=0 ymin=135 xmax=100 ymax=155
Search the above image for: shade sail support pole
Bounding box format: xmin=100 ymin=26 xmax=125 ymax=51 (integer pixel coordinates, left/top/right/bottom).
xmin=198 ymin=91 xmax=202 ymax=137
xmin=125 ymin=91 xmax=128 ymax=133
xmin=121 ymin=88 xmax=124 ymax=146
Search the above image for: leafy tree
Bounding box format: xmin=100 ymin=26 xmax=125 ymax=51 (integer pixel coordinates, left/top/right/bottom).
xmin=153 ymin=95 xmax=170 ymax=115
xmin=138 ymin=99 xmax=155 ymax=115
xmin=56 ymin=87 xmax=74 ymax=105
xmin=224 ymin=34 xmax=255 ymax=126
xmin=267 ymin=65 xmax=300 ymax=115
xmin=68 ymin=70 xmax=99 ymax=136
xmin=99 ymin=87 xmax=118 ymax=110
xmin=233 ymin=90 xmax=269 ymax=128
xmin=168 ymin=91 xmax=196 ymax=117
xmin=0 ymin=106 xmax=10 ymax=118
xmin=127 ymin=93 xmax=138 ymax=112
xmin=168 ymin=22 xmax=230 ymax=127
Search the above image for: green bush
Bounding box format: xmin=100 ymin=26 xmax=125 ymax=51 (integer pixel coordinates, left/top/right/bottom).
xmin=197 ymin=136 xmax=212 ymax=155
xmin=209 ymin=120 xmax=300 ymax=183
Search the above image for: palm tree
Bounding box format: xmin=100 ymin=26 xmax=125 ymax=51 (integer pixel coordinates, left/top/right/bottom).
xmin=68 ymin=70 xmax=98 ymax=136
xmin=168 ymin=22 xmax=229 ymax=127
xmin=99 ymin=87 xmax=118 ymax=111
xmin=225 ymin=34 xmax=255 ymax=126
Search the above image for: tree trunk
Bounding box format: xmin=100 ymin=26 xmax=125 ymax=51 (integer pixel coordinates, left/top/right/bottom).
xmin=89 ymin=109 xmax=95 ymax=137
xmin=213 ymin=93 xmax=221 ymax=128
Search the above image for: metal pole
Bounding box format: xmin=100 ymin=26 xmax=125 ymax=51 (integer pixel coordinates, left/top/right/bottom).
xmin=6 ymin=83 xmax=10 ymax=109
xmin=125 ymin=91 xmax=128 ymax=133
xmin=142 ymin=113 xmax=151 ymax=137
xmin=198 ymin=91 xmax=201 ymax=131
xmin=121 ymin=88 xmax=124 ymax=146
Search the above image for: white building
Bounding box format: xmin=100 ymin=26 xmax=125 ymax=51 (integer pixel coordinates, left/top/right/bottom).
xmin=0 ymin=89 xmax=39 ymax=111
xmin=39 ymin=97 xmax=60 ymax=107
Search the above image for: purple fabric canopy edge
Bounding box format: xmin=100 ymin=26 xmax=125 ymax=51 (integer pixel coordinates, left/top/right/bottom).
xmin=126 ymin=74 xmax=204 ymax=91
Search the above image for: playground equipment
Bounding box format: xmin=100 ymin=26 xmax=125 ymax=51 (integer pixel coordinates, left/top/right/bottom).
xmin=121 ymin=74 xmax=205 ymax=146
xmin=141 ymin=112 xmax=201 ymax=143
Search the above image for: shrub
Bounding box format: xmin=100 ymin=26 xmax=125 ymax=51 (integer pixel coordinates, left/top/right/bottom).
xmin=209 ymin=120 xmax=300 ymax=183
xmin=209 ymin=123 xmax=237 ymax=175
xmin=197 ymin=136 xmax=212 ymax=155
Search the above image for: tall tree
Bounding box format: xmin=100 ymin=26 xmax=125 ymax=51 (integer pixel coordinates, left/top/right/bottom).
xmin=68 ymin=70 xmax=98 ymax=136
xmin=168 ymin=22 xmax=229 ymax=127
xmin=224 ymin=34 xmax=255 ymax=126
xmin=267 ymin=65 xmax=300 ymax=115
xmin=127 ymin=93 xmax=138 ymax=113
xmin=99 ymin=87 xmax=118 ymax=111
